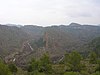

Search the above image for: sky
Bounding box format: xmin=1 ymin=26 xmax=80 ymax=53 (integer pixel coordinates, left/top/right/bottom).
xmin=0 ymin=0 xmax=100 ymax=26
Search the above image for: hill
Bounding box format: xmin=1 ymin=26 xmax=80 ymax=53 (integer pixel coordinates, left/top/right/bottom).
xmin=89 ymin=37 xmax=100 ymax=57
xmin=0 ymin=25 xmax=29 ymax=57
xmin=0 ymin=23 xmax=100 ymax=66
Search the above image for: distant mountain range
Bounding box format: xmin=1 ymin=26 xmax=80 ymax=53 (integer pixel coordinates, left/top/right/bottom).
xmin=1 ymin=24 xmax=23 ymax=27
xmin=0 ymin=23 xmax=100 ymax=64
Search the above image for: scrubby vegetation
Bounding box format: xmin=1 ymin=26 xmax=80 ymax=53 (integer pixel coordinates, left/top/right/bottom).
xmin=0 ymin=51 xmax=100 ymax=75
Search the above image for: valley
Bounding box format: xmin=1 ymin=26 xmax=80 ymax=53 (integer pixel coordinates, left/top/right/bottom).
xmin=0 ymin=23 xmax=100 ymax=75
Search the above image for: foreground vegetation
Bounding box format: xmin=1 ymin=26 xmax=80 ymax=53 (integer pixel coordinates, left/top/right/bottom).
xmin=0 ymin=51 xmax=100 ymax=75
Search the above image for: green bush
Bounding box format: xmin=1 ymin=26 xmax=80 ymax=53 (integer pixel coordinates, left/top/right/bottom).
xmin=28 ymin=53 xmax=52 ymax=74
xmin=39 ymin=53 xmax=52 ymax=73
xmin=89 ymin=52 xmax=97 ymax=64
xmin=27 ymin=58 xmax=40 ymax=72
xmin=96 ymin=59 xmax=100 ymax=71
xmin=80 ymin=71 xmax=90 ymax=75
xmin=0 ymin=60 xmax=12 ymax=75
xmin=8 ymin=63 xmax=17 ymax=73
xmin=64 ymin=72 xmax=80 ymax=75
xmin=91 ymin=71 xmax=100 ymax=75
xmin=66 ymin=51 xmax=82 ymax=71
xmin=29 ymin=70 xmax=45 ymax=75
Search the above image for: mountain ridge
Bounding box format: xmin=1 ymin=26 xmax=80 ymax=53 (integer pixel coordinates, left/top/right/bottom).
xmin=0 ymin=23 xmax=100 ymax=66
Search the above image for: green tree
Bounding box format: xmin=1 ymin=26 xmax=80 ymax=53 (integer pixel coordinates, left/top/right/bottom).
xmin=68 ymin=51 xmax=82 ymax=72
xmin=28 ymin=54 xmax=52 ymax=74
xmin=8 ymin=63 xmax=17 ymax=75
xmin=28 ymin=58 xmax=40 ymax=72
xmin=89 ymin=52 xmax=97 ymax=64
xmin=96 ymin=59 xmax=100 ymax=71
xmin=39 ymin=53 xmax=52 ymax=74
xmin=0 ymin=60 xmax=12 ymax=75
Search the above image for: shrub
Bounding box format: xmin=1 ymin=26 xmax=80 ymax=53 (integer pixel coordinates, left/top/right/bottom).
xmin=64 ymin=72 xmax=80 ymax=75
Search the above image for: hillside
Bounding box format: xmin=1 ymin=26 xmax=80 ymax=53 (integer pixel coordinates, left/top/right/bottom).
xmin=89 ymin=37 xmax=100 ymax=57
xmin=38 ymin=24 xmax=100 ymax=58
xmin=0 ymin=23 xmax=100 ymax=66
xmin=21 ymin=25 xmax=44 ymax=39
xmin=0 ymin=25 xmax=29 ymax=57
xmin=20 ymin=23 xmax=100 ymax=61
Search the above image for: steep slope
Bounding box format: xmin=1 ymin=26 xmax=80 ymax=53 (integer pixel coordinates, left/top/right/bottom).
xmin=89 ymin=37 xmax=100 ymax=57
xmin=26 ymin=24 xmax=100 ymax=61
xmin=0 ymin=25 xmax=29 ymax=57
xmin=21 ymin=25 xmax=44 ymax=39
xmin=43 ymin=24 xmax=100 ymax=52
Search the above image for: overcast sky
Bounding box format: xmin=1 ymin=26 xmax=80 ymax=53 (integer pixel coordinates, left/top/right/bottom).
xmin=0 ymin=0 xmax=100 ymax=26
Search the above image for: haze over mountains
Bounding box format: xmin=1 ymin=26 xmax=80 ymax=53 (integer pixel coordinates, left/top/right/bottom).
xmin=0 ymin=23 xmax=100 ymax=66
